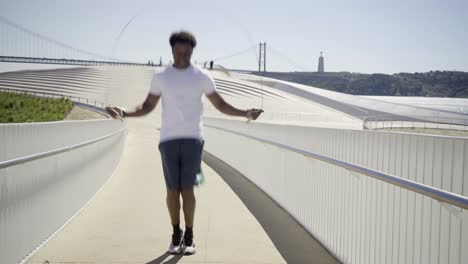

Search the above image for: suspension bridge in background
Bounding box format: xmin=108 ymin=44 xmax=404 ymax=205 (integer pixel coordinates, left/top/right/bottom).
xmin=1 ymin=15 xmax=468 ymax=264
xmin=0 ymin=15 xmax=307 ymax=71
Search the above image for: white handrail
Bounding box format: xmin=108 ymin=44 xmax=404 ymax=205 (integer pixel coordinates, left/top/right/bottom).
xmin=0 ymin=128 xmax=125 ymax=169
xmin=205 ymin=124 xmax=468 ymax=210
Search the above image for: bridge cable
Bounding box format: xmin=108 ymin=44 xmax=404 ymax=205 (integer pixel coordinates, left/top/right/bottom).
xmin=0 ymin=15 xmax=118 ymax=61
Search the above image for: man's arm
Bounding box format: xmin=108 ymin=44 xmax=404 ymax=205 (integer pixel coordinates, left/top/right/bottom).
xmin=106 ymin=93 xmax=160 ymax=119
xmin=207 ymin=92 xmax=263 ymax=120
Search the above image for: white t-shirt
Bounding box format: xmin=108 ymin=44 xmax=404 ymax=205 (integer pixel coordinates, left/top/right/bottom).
xmin=149 ymin=64 xmax=216 ymax=142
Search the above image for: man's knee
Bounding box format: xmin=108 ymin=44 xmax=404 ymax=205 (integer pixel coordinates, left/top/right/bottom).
xmin=167 ymin=189 xmax=181 ymax=200
xmin=181 ymin=187 xmax=195 ymax=199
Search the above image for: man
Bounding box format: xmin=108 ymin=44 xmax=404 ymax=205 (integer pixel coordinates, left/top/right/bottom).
xmin=106 ymin=31 xmax=263 ymax=255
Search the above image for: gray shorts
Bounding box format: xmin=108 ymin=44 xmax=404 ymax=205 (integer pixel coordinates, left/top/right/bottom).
xmin=158 ymin=138 xmax=204 ymax=190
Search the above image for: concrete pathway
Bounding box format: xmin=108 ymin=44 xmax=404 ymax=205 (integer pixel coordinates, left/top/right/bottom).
xmin=27 ymin=117 xmax=286 ymax=264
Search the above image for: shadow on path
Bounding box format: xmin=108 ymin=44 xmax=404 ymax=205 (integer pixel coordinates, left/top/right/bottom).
xmin=203 ymin=151 xmax=341 ymax=264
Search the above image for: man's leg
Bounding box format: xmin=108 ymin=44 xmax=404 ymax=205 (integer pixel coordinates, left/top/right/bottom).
xmin=166 ymin=189 xmax=181 ymax=225
xmin=166 ymin=188 xmax=183 ymax=253
xmin=181 ymin=187 xmax=196 ymax=254
xmin=181 ymin=187 xmax=196 ymax=227
xmin=180 ymin=139 xmax=203 ymax=228
xmin=179 ymin=139 xmax=203 ymax=254
xmin=159 ymin=140 xmax=181 ymax=225
xmin=159 ymin=140 xmax=184 ymax=253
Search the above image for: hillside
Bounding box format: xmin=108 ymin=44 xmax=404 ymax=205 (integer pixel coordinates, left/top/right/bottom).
xmin=251 ymin=71 xmax=468 ymax=98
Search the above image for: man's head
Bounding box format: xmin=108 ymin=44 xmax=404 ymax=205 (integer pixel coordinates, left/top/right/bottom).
xmin=169 ymin=31 xmax=196 ymax=68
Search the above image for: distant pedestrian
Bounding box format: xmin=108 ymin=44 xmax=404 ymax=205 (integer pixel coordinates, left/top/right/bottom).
xmin=209 ymin=60 xmax=214 ymax=70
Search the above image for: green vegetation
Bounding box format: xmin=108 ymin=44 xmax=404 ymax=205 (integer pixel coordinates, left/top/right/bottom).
xmin=255 ymin=71 xmax=468 ymax=98
xmin=0 ymin=91 xmax=74 ymax=123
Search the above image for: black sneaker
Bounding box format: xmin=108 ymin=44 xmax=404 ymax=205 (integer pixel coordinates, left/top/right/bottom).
xmin=168 ymin=229 xmax=183 ymax=254
xmin=183 ymin=232 xmax=196 ymax=255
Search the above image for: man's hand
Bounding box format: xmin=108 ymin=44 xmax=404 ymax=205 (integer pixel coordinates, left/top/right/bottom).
xmin=207 ymin=92 xmax=264 ymax=120
xmin=104 ymin=94 xmax=160 ymax=119
xmin=246 ymin=109 xmax=264 ymax=120
xmin=105 ymin=106 xmax=124 ymax=119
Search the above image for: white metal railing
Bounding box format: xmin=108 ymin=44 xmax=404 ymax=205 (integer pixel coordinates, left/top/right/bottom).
xmin=206 ymin=124 xmax=468 ymax=210
xmin=0 ymin=128 xmax=123 ymax=169
xmin=204 ymin=117 xmax=467 ymax=194
xmin=0 ymin=119 xmax=126 ymax=264
xmin=203 ymin=118 xmax=468 ymax=264
xmin=363 ymin=115 xmax=468 ymax=131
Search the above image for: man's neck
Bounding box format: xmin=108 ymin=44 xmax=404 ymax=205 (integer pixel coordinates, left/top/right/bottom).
xmin=173 ymin=62 xmax=190 ymax=69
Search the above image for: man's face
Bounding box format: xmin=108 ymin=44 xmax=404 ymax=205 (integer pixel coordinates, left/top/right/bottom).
xmin=172 ymin=42 xmax=193 ymax=66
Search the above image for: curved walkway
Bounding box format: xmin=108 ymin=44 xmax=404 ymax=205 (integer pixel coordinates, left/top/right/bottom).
xmin=26 ymin=118 xmax=286 ymax=264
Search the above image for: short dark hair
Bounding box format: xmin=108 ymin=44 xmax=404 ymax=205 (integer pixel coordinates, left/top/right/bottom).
xmin=169 ymin=31 xmax=197 ymax=48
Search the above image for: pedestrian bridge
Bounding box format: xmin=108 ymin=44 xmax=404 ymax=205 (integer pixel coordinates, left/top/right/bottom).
xmin=1 ymin=64 xmax=468 ymax=264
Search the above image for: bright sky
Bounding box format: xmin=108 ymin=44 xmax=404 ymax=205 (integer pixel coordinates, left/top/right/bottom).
xmin=0 ymin=0 xmax=467 ymax=73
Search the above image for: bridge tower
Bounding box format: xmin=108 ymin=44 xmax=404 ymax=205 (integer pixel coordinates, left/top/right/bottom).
xmin=258 ymin=42 xmax=266 ymax=72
